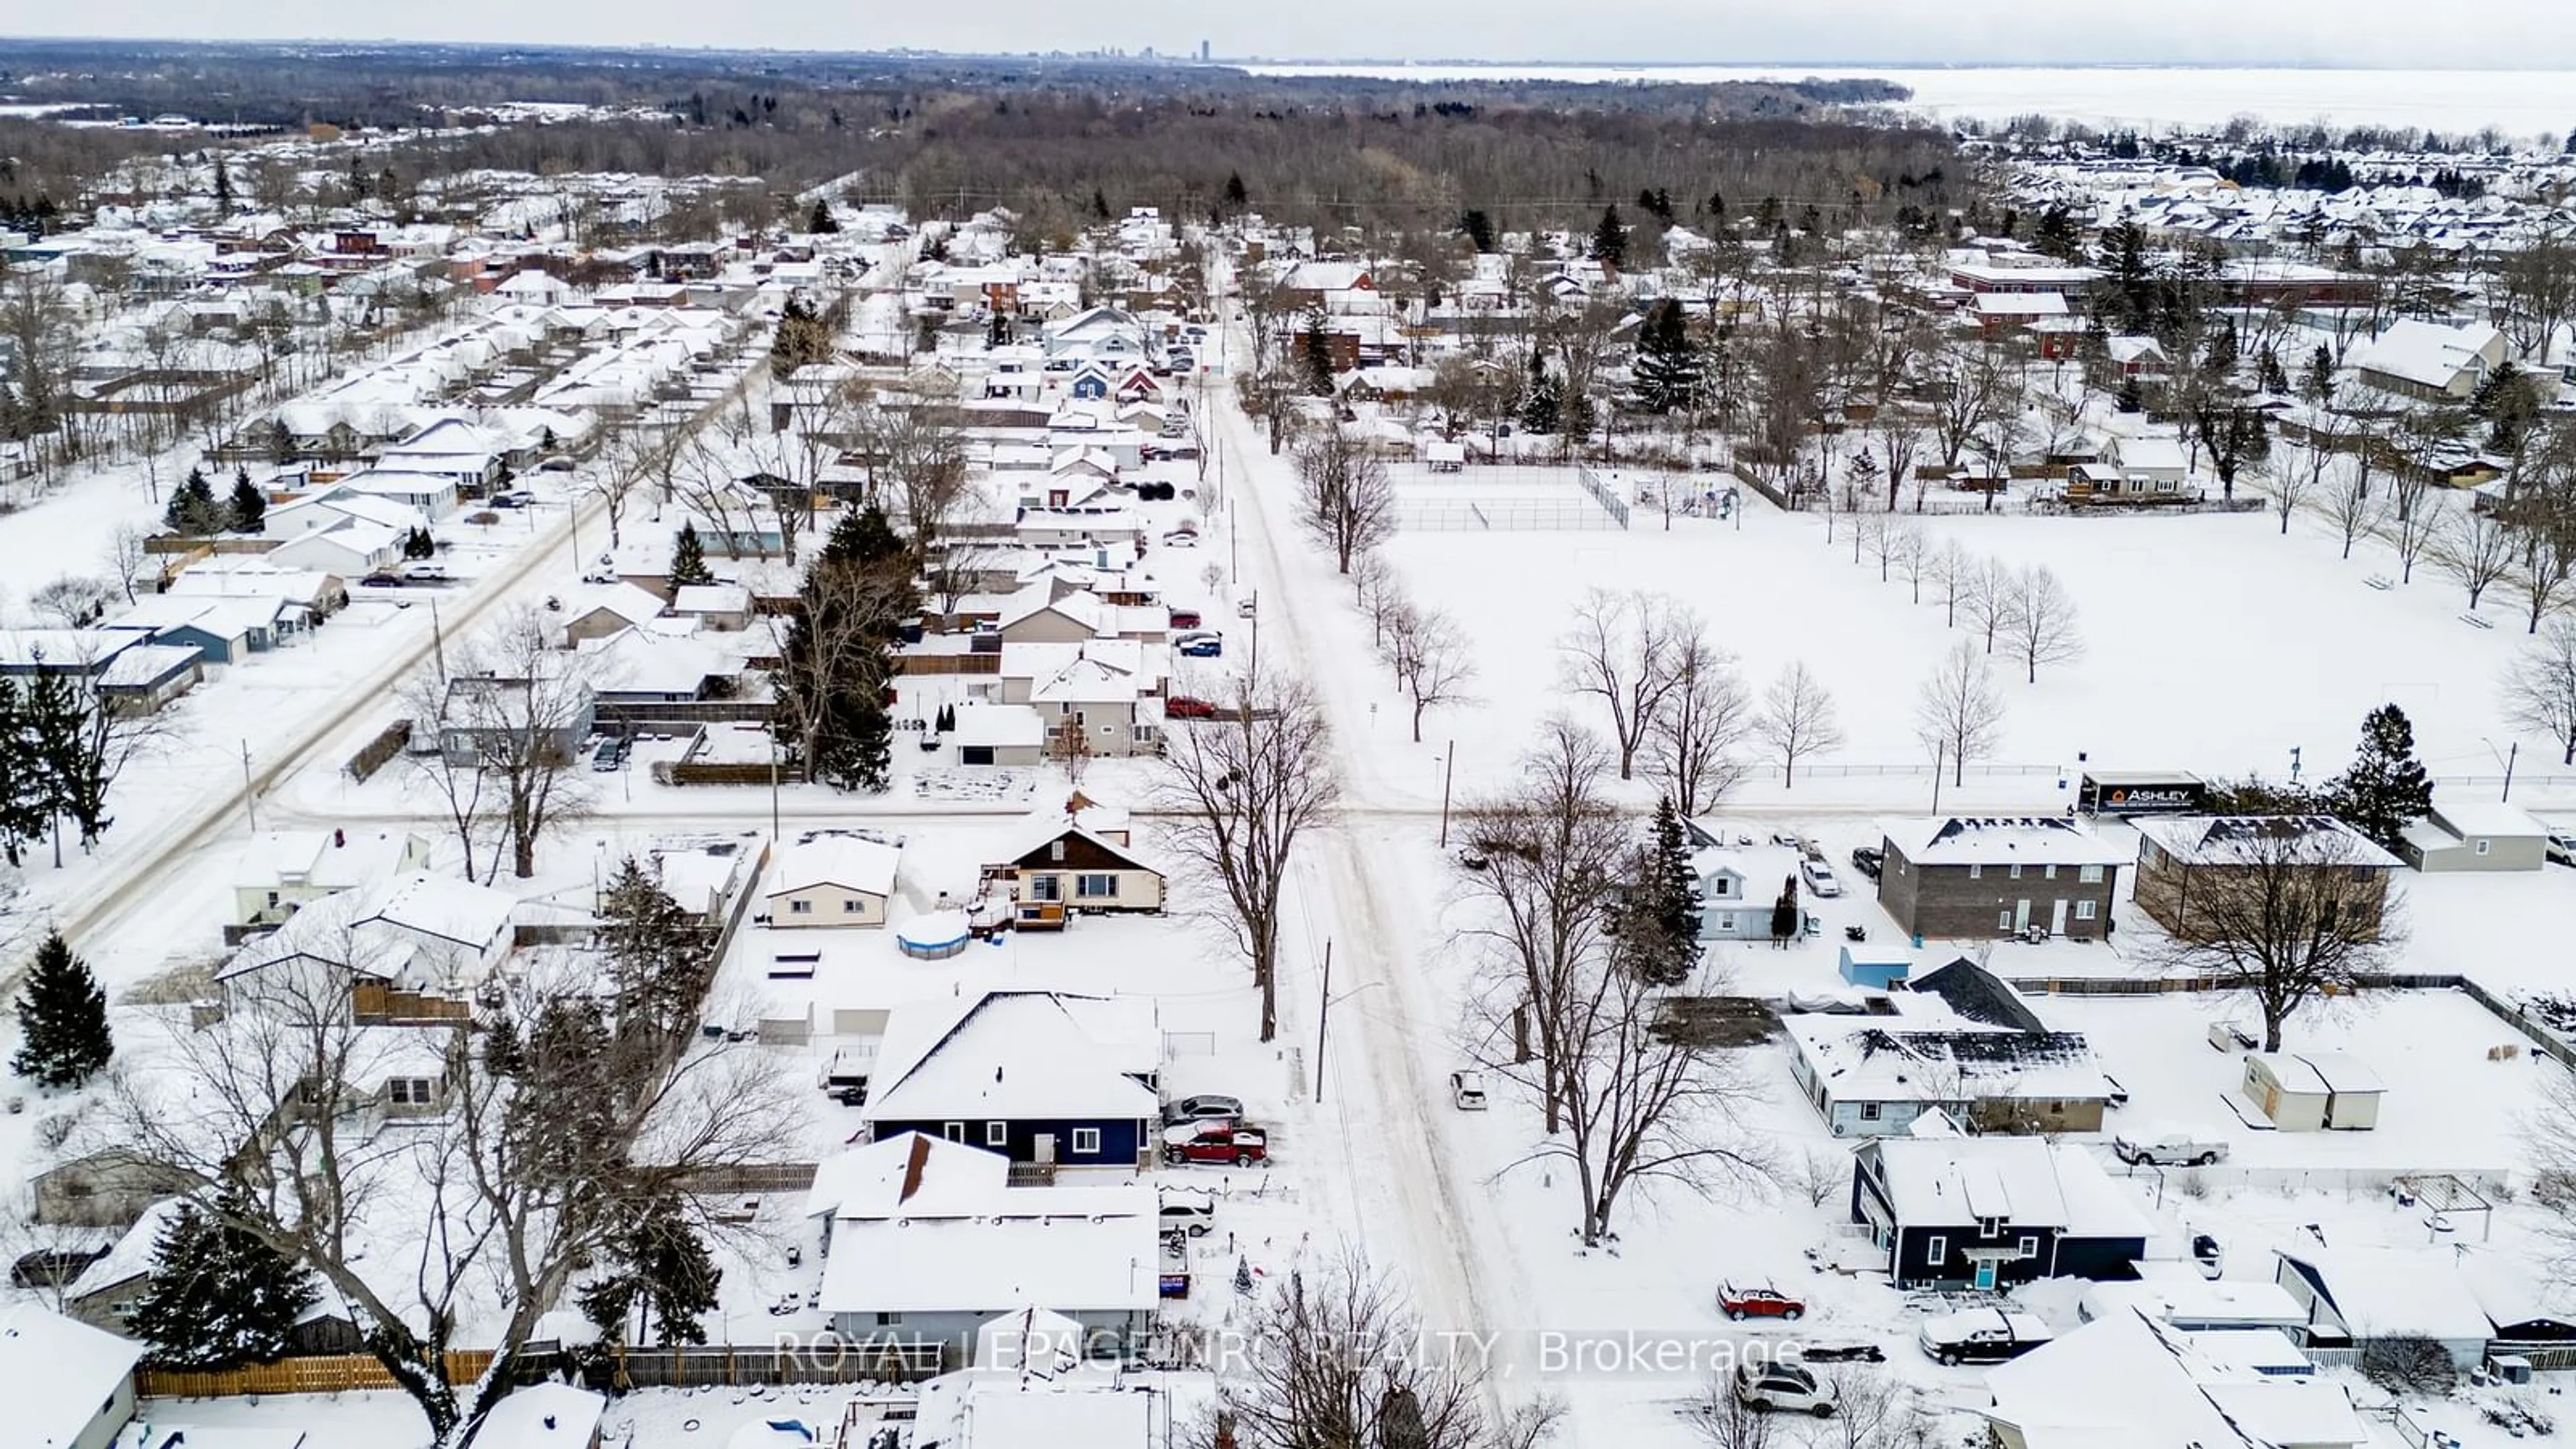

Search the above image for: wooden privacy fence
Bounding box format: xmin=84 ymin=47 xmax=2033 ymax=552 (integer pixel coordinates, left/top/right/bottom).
xmin=139 ymin=1349 xmax=494 ymax=1399
xmin=594 ymin=1342 xmax=945 ymax=1391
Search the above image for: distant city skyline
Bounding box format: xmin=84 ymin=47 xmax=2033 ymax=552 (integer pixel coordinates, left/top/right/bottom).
xmin=7 ymin=2 xmax=2575 ymax=71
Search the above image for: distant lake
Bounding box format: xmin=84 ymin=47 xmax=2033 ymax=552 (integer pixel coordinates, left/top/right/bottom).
xmin=1238 ymin=63 xmax=2576 ymax=140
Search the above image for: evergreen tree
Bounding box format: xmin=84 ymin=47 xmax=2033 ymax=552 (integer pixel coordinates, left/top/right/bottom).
xmin=667 ymin=522 xmax=715 ymax=588
xmin=1613 ymin=798 xmax=1705 ymax=986
xmin=807 ymin=199 xmax=838 ymax=234
xmin=935 ymin=702 xmax=956 ymax=733
xmin=1589 ymin=205 xmax=1629 ymax=268
xmin=2303 ymin=343 xmax=2337 ymax=404
xmin=2116 ymin=374 xmax=2145 ymax=413
xmin=597 ymin=857 xmax=707 ymax=1047
xmin=1298 ymin=305 xmax=1337 ymax=396
xmin=402 ymin=526 xmax=438 ymax=561
xmin=2326 ymin=704 xmax=2433 ymax=854
xmin=1768 ymin=875 xmax=1801 ymax=949
xmin=11 ymin=928 xmax=111 ymax=1087
xmin=164 ymin=467 xmax=223 ymax=536
xmin=1091 ymin=188 xmax=1111 ymax=221
xmin=785 ymin=506 xmax=914 ymax=792
xmin=1458 ymin=208 xmax=1496 ymax=254
xmin=0 ymin=675 xmax=40 ymax=867
xmin=576 ymin=1192 xmax=723 ymax=1347
xmin=1519 ymin=352 xmax=1562 ymax=435
xmin=481 ymin=1011 xmax=527 ymax=1077
xmin=227 ymin=471 xmax=267 ymax=533
xmin=211 ymin=155 xmax=233 ymax=217
xmin=127 ymin=1197 xmax=318 ymax=1371
xmin=1630 ymin=299 xmax=1702 ymax=414
xmin=23 ymin=660 xmax=89 ymax=853
xmin=2256 ymin=346 xmax=2289 ymax=395
xmin=1222 ymin=172 xmax=1249 ymax=210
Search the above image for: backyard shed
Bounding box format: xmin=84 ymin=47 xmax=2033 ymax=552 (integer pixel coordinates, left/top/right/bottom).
xmin=1838 ymin=945 xmax=1913 ymax=990
xmin=2242 ymin=1052 xmax=2383 ymax=1132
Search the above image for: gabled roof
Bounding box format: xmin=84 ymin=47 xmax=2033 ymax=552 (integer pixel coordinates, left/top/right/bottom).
xmin=769 ymin=833 xmax=900 ymax=898
xmin=1986 ymin=1308 xmax=2362 ymax=1449
xmin=1909 ymin=958 xmax=2051 ymax=1033
xmin=1863 ymin=1136 xmax=2149 ymax=1242
xmin=861 ymin=990 xmax=1159 ymax=1124
xmin=1879 ymin=816 xmax=2130 ymax=869
xmin=2275 ymin=1246 xmax=2492 ymax=1344
xmin=997 ymin=819 xmax=1163 ymax=878
xmin=2132 ymin=814 xmax=2404 ymax=869
xmin=0 ymin=1304 xmax=146 ymax=1449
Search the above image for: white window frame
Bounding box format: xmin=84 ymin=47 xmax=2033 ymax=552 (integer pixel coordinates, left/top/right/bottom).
xmin=2009 ymin=863 xmax=2024 ymax=880
xmin=2079 ymin=864 xmax=2104 ymax=883
xmin=789 ymin=898 xmax=813 ymax=914
xmin=843 ymin=898 xmax=864 ymax=913
xmin=1072 ymin=1127 xmax=1102 ymax=1155
xmin=1077 ymin=873 xmax=1118 ymax=899
xmin=1968 ymin=863 xmax=1982 ymax=880
xmin=1927 ymin=1234 xmax=1947 ymax=1265
xmin=943 ymin=1122 xmax=966 ymax=1142
xmin=2019 ymin=1234 xmax=2040 ymax=1258
xmin=1978 ymin=1216 xmax=2002 ymax=1237
xmin=985 ymin=1121 xmax=1008 ymax=1146
xmin=2475 ymin=839 xmax=2492 ymax=855
xmin=1998 ymin=910 xmax=2012 ymax=930
xmin=2074 ymin=900 xmax=2098 ymax=921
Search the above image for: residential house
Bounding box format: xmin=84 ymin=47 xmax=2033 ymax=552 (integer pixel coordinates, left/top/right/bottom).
xmin=31 ymin=1149 xmax=195 ymax=1228
xmin=949 ymin=702 xmax=1048 ymax=767
xmin=2353 ymin=319 xmax=2508 ymax=401
xmin=268 ymin=519 xmax=402 ymax=579
xmin=166 ymin=559 xmax=347 ymax=621
xmin=434 ymin=670 xmax=597 ymax=767
xmin=909 ymin=1365 xmax=1175 ymax=1449
xmin=2400 ymin=797 xmax=2548 ymax=872
xmin=0 ymin=1304 xmax=143 ymax=1449
xmin=1982 ymin=1308 xmax=2367 ymax=1449
xmin=1687 ymin=848 xmax=1768 ymax=941
xmin=767 ymin=833 xmax=901 ymax=928
xmin=213 ymin=871 xmax=519 ymax=1012
xmin=372 ymin=419 xmax=505 ymax=489
xmin=0 ymin=630 xmax=203 ymax=714
xmin=979 ymin=816 xmax=1167 ymax=929
xmin=1874 ymin=816 xmax=2128 ymax=941
xmin=671 ymin=583 xmax=753 ymax=631
xmin=330 ymin=468 xmax=461 ymax=519
xmin=555 ymin=582 xmax=667 ymax=647
xmin=2273 ymin=1247 xmax=2492 ymax=1369
xmin=60 ymin=1198 xmax=189 ymax=1332
xmin=105 ymin=595 xmax=305 ymax=665
xmin=806 ymin=1133 xmax=1159 ymax=1358
xmin=231 ymin=828 xmax=433 ymax=934
xmin=2104 ymin=433 xmax=2191 ymax=494
xmin=994 ymin=584 xmax=1108 ymax=645
xmin=2131 ymin=816 xmax=2402 ymax=941
xmin=1786 ymin=978 xmax=2112 ymax=1138
xmin=1851 ymin=1132 xmax=2150 ymax=1289
xmin=860 ymin=990 xmax=1161 ymax=1168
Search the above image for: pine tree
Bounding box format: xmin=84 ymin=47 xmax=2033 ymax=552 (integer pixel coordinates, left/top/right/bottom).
xmin=2116 ymin=374 xmax=2145 ymax=413
xmin=1222 ymin=172 xmax=1249 ymax=211
xmin=1091 ymin=188 xmax=1111 ymax=221
xmin=1589 ymin=205 xmax=1628 ymax=268
xmin=807 ymin=199 xmax=838 ymax=233
xmin=577 ymin=1192 xmax=723 ymax=1347
xmin=786 ymin=506 xmax=913 ymax=792
xmin=1631 ymin=299 xmax=1702 ymax=415
xmin=227 ymin=472 xmax=267 ymax=533
xmin=1614 ymin=798 xmax=1705 ymax=986
xmin=667 ymin=522 xmax=715 ymax=588
xmin=1234 ymin=1256 xmax=1256 ymax=1295
xmin=1520 ymin=354 xmax=1563 ymax=435
xmin=1458 ymin=208 xmax=1496 ymax=254
xmin=12 ymin=928 xmax=111 ymax=1087
xmin=935 ymin=702 xmax=956 ymax=733
xmin=1298 ymin=305 xmax=1337 ymax=396
xmin=127 ymin=1197 xmax=318 ymax=1371
xmin=164 ymin=467 xmax=223 ymax=536
xmin=598 ymin=857 xmax=706 ymax=1047
xmin=403 ymin=526 xmax=438 ymax=561
xmin=22 ymin=659 xmax=87 ymax=857
xmin=2327 ymin=704 xmax=2433 ymax=853
xmin=211 ymin=155 xmax=233 ymax=217
xmin=0 ymin=674 xmax=39 ymax=867
xmin=1768 ymin=875 xmax=1801 ymax=949
xmin=2303 ymin=343 xmax=2337 ymax=404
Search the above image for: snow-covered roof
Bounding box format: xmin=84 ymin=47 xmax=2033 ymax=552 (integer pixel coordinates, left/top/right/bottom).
xmin=2276 ymin=1246 xmax=2493 ymax=1344
xmin=1879 ymin=816 xmax=2129 ymax=869
xmin=2353 ymin=318 xmax=2502 ymax=391
xmin=2081 ymin=1277 xmax=2305 ymax=1332
xmin=471 ymin=1384 xmax=606 ymax=1449
xmin=672 ymin=584 xmax=751 ymax=614
xmin=2132 ymin=814 xmax=2404 ymax=869
xmin=769 ymin=834 xmax=900 ymax=899
xmin=861 ymin=991 xmax=1158 ymax=1125
xmin=0 ymin=1305 xmax=145 ymax=1449
xmin=951 ymin=702 xmax=1046 ymax=749
xmin=2428 ymin=798 xmax=2546 ymax=839
xmin=816 ymin=1198 xmax=1159 ymax=1318
xmin=2245 ymin=1051 xmax=2383 ymax=1096
xmin=1790 ymin=1016 xmax=2110 ymax=1107
xmin=68 ymin=1197 xmax=187 ymax=1299
xmin=1866 ymin=1136 xmax=2147 ymax=1244
xmin=1986 ymin=1308 xmax=2363 ymax=1449
xmin=910 ymin=1368 xmax=1159 ymax=1449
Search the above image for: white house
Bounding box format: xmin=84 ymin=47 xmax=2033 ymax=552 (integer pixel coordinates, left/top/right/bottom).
xmin=0 ymin=1305 xmax=144 ymax=1449
xmin=1984 ymin=1307 xmax=2365 ymax=1449
xmin=2273 ymin=1247 xmax=2493 ymax=1369
xmin=767 ymin=833 xmax=902 ymax=928
xmin=2353 ymin=319 xmax=2509 ymax=401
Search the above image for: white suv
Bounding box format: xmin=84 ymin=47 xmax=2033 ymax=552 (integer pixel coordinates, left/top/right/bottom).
xmin=1733 ymin=1360 xmax=1835 ymax=1417
xmin=1801 ymin=858 xmax=1843 ymax=898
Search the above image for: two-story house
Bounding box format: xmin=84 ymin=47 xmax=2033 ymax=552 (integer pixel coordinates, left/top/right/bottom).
xmin=2131 ymin=815 xmax=2403 ymax=941
xmin=1875 ymin=816 xmax=2129 ymax=941
xmin=1851 ymin=1132 xmax=2149 ymax=1291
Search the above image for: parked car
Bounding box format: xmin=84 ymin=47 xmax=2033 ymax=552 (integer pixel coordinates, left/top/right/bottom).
xmin=1165 ymin=695 xmax=1219 ymax=720
xmin=1770 ymin=830 xmax=1807 ymax=850
xmin=490 ymin=489 xmax=535 ymax=508
xmin=1163 ymin=529 xmax=1201 ymax=547
xmin=2206 ymin=1020 xmax=2258 ymax=1053
xmin=1449 ymin=1071 xmax=1488 ymax=1110
xmin=1163 ymin=1120 xmax=1268 ymax=1167
xmin=1732 ymin=1361 xmax=1836 ymax=1417
xmin=1800 ymin=859 xmax=1843 ymax=898
xmin=592 ymin=739 xmax=628 ymax=771
xmin=1716 ymin=1282 xmax=1805 ymax=1322
xmin=1179 ymin=637 xmax=1224 ymax=659
xmin=1159 ymin=1190 xmax=1218 ymax=1236
xmin=1162 ymin=1093 xmax=1246 ymax=1124
xmin=1917 ymin=1309 xmax=2053 ymax=1366
xmin=2548 ymin=831 xmax=2576 ymax=867
xmin=2112 ymin=1130 xmax=2228 ymax=1167
xmin=360 ymin=571 xmax=406 ymax=588
xmin=1236 ymin=596 xmax=1258 ymax=619
xmin=1169 ymin=609 xmax=1203 ymax=630
xmin=398 ymin=561 xmax=451 ymax=582
xmin=1849 ymin=847 xmax=1884 ymax=881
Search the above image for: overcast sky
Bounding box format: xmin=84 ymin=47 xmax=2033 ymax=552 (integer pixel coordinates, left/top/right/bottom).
xmin=11 ymin=1 xmax=2575 ymax=69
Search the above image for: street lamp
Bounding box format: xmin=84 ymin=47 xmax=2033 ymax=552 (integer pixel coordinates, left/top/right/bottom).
xmin=2482 ymin=736 xmax=2520 ymax=802
xmin=1313 ymin=941 xmax=1386 ymax=1106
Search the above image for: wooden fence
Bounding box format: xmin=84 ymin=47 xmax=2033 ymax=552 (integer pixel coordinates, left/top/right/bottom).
xmin=138 ymin=1349 xmax=494 ymax=1398
xmin=352 ymin=981 xmax=473 ymax=1025
xmin=345 ymin=718 xmax=413 ymax=782
xmin=593 ymin=1341 xmax=946 ymax=1391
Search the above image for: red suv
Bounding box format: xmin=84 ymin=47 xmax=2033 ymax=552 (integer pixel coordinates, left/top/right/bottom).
xmin=1169 ymin=608 xmax=1203 ymax=629
xmin=1165 ymin=696 xmax=1218 ymax=720
xmin=1163 ymin=1120 xmax=1268 ymax=1167
xmin=1717 ymin=1281 xmax=1806 ymax=1321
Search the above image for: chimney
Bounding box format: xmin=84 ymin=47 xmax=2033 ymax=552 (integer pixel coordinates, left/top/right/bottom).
xmin=543 ymin=1415 xmax=558 ymax=1430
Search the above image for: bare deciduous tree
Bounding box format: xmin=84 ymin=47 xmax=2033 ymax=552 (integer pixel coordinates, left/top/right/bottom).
xmin=1155 ymin=665 xmax=1338 ymax=1042
xmin=2146 ymin=818 xmax=2405 ymax=1052
xmin=1648 ymin=633 xmax=1754 ymax=817
xmin=1927 ymin=539 xmax=1974 ymax=627
xmin=1213 ymin=1250 xmax=1561 ymax=1449
xmin=1962 ymin=555 xmax=2010 ymax=653
xmin=2318 ymin=455 xmax=2385 ymax=560
xmin=2430 ymin=507 xmax=2517 ymax=610
xmin=1754 ymin=661 xmax=1843 ymax=788
xmin=1388 ymin=604 xmax=1477 ymax=743
xmin=1892 ymin=522 xmax=1931 ymax=603
xmin=2504 ymin=616 xmax=2576 ymax=765
xmin=1914 ymin=639 xmax=2006 ymax=786
xmin=1557 ymin=588 xmax=1688 ymax=780
xmin=101 ymin=524 xmax=154 ymax=604
xmin=2000 ymin=564 xmax=2085 ymax=683
xmin=400 ymin=605 xmax=601 ymax=880
xmin=1292 ymin=426 xmax=1398 ymax=574
xmin=2381 ymin=483 xmax=2449 ymax=586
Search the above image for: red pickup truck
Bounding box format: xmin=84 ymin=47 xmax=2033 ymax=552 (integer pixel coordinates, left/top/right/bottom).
xmin=1162 ymin=1120 xmax=1268 ymax=1167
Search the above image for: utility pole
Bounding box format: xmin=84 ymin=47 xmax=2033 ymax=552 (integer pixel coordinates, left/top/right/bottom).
xmin=1438 ymin=742 xmax=1456 ymax=849
xmin=2502 ymin=739 xmax=2518 ymax=802
xmin=770 ymin=741 xmax=783 ymax=842
xmin=242 ymin=741 xmax=258 ymax=833
xmin=1313 ymin=938 xmax=1334 ymax=1104
xmin=429 ymin=598 xmax=447 ymax=681
xmin=1930 ymin=742 xmax=1944 ymax=814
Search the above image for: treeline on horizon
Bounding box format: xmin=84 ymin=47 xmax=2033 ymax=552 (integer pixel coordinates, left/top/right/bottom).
xmin=0 ymin=40 xmax=1959 ymax=239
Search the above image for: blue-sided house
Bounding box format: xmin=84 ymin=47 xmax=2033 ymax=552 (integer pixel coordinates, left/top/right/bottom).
xmin=860 ymin=989 xmax=1161 ymax=1170
xmin=1853 ymin=1133 xmax=2149 ymax=1291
